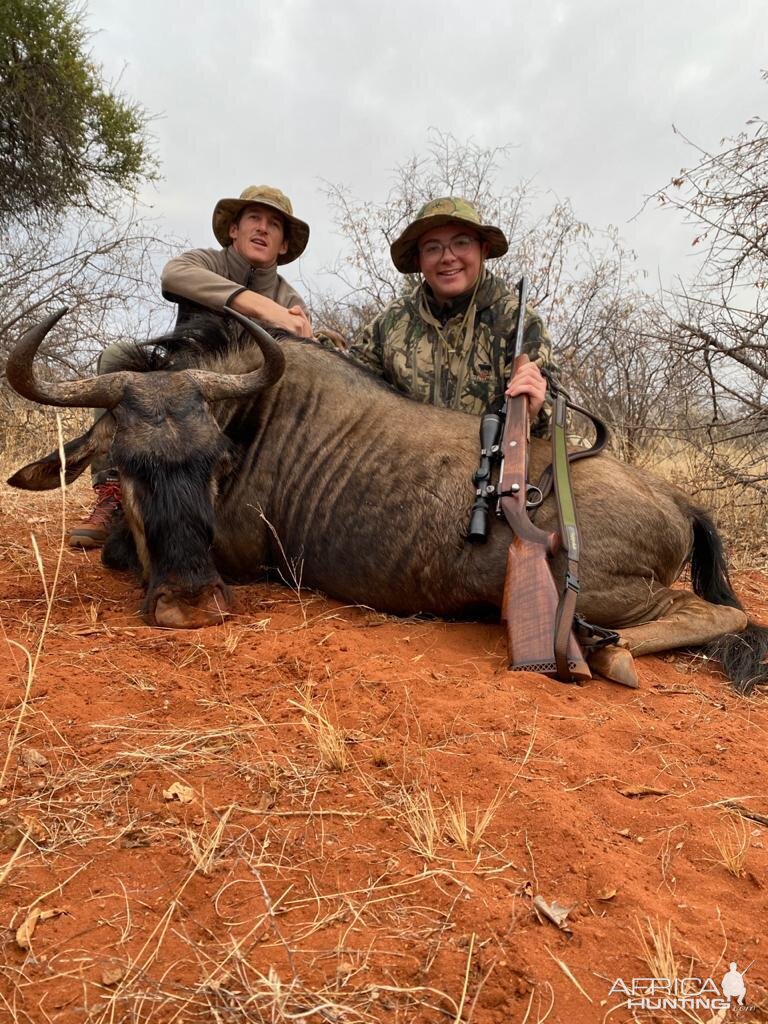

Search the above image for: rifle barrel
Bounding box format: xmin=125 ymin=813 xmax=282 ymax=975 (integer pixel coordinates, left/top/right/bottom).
xmin=510 ymin=275 xmax=530 ymax=365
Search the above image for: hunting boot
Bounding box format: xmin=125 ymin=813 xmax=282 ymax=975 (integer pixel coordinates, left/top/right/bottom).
xmin=68 ymin=479 xmax=123 ymax=549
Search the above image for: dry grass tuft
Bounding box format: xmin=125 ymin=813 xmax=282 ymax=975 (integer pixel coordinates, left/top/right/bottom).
xmin=708 ymin=813 xmax=750 ymax=878
xmin=394 ymin=782 xmax=509 ymax=862
xmin=630 ymin=917 xmax=716 ymax=1024
xmin=636 ymin=917 xmax=678 ymax=984
xmin=443 ymin=789 xmax=505 ymax=853
xmin=400 ymin=784 xmax=442 ymax=860
xmin=185 ymin=806 xmax=234 ymax=875
xmin=290 ymin=688 xmax=348 ymax=772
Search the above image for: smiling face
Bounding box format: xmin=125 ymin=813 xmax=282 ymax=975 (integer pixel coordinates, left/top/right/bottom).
xmin=229 ymin=203 xmax=289 ymax=268
xmin=417 ymin=223 xmax=488 ymax=302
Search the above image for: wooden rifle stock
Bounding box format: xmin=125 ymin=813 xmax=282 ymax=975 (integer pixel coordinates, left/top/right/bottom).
xmin=499 ymin=355 xmax=590 ymax=682
xmin=502 ymin=536 xmax=589 ymax=678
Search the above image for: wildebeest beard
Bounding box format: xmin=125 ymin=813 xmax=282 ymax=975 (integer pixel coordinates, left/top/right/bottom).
xmin=101 ymin=316 xmax=274 ymax=627
xmin=118 ymin=442 xmax=232 ymax=625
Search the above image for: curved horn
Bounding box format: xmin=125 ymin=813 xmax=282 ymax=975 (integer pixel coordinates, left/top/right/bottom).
xmin=6 ymin=308 xmax=129 ymax=409
xmin=188 ymin=307 xmax=286 ymax=402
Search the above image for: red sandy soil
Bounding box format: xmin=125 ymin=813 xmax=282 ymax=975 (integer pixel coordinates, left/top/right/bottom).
xmin=1 ymin=482 xmax=767 ymax=1024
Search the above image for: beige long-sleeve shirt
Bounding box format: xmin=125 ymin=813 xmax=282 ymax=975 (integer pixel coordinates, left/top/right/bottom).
xmin=161 ymin=245 xmax=307 ymax=342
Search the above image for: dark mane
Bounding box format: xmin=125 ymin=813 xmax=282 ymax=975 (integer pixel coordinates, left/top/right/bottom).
xmin=114 ymin=314 xmax=234 ymax=373
xmin=113 ymin=313 xmax=409 ymax=401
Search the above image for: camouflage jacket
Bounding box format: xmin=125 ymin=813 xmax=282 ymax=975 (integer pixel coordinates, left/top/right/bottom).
xmin=348 ymin=270 xmax=558 ymax=419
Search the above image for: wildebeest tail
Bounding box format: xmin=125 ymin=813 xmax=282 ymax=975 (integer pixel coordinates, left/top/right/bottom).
xmin=706 ymin=625 xmax=768 ymax=696
xmin=688 ymin=506 xmax=741 ymax=608
xmin=689 ymin=505 xmax=768 ymax=695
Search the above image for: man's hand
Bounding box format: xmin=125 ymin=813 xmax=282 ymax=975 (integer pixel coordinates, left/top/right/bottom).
xmin=285 ymin=305 xmax=313 ymax=338
xmin=229 ymin=292 xmax=312 ymax=337
xmin=505 ymin=355 xmax=546 ymax=417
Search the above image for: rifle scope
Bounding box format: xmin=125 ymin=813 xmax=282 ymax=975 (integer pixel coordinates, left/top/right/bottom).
xmin=467 ymin=412 xmax=502 ymax=542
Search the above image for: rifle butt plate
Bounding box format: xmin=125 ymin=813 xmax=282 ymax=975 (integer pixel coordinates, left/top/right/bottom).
xmin=507 ymin=660 xmax=589 ymax=684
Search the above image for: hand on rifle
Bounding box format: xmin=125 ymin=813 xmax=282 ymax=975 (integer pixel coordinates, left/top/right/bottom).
xmin=504 ymin=354 xmax=546 ymax=417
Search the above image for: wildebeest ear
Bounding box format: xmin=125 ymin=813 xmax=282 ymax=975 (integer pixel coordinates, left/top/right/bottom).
xmin=7 ymin=415 xmax=116 ymax=491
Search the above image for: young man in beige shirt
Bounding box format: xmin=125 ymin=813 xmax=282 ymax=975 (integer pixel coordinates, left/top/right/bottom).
xmin=69 ymin=184 xmax=312 ymax=548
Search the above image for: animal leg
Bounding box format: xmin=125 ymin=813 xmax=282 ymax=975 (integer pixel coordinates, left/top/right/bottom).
xmin=589 ymin=589 xmax=748 ymax=688
xmin=615 ymin=589 xmax=747 ymax=656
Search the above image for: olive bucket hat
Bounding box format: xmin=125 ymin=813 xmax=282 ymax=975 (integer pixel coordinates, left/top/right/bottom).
xmin=390 ymin=196 xmax=508 ymax=274
xmin=212 ymin=185 xmax=310 ymax=264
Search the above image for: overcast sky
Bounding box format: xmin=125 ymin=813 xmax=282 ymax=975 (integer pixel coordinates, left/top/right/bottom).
xmin=84 ymin=0 xmax=766 ymax=303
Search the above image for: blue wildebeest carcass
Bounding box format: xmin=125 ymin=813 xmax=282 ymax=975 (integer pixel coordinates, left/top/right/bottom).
xmin=6 ymin=308 xmax=768 ymax=692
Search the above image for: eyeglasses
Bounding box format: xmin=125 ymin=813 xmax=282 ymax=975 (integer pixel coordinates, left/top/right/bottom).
xmin=419 ymin=234 xmax=479 ymax=263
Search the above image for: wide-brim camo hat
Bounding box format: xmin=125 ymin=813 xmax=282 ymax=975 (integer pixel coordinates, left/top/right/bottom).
xmin=212 ymin=185 xmax=310 ymax=264
xmin=390 ymin=196 xmax=508 ymax=274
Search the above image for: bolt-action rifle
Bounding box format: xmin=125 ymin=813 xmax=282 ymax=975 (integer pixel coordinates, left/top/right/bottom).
xmin=496 ymin=278 xmax=591 ymax=681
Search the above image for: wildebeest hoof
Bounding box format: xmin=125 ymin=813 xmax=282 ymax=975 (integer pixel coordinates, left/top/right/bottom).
xmin=588 ymin=645 xmax=640 ymax=689
xmin=151 ymin=585 xmax=231 ymax=629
